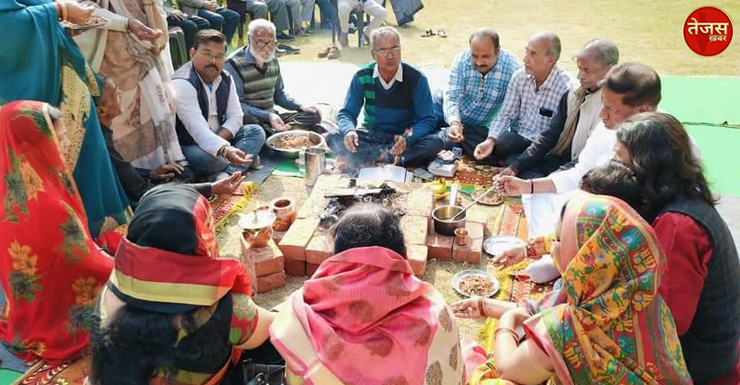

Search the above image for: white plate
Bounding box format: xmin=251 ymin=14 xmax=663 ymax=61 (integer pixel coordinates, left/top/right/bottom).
xmin=483 ymin=235 xmax=526 ymax=257
xmin=452 ymin=269 xmax=499 ymax=297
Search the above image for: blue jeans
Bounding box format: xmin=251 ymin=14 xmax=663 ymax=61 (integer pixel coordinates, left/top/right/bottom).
xmin=327 ymin=128 xmax=444 ymax=167
xmin=197 ymin=8 xmax=240 ymax=41
xmin=182 ymin=124 xmax=266 ymax=179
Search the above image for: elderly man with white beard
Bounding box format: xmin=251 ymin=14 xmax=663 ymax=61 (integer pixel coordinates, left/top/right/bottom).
xmin=225 ymin=19 xmax=323 ymax=136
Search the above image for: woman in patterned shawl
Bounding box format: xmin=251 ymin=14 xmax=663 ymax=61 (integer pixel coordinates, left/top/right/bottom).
xmin=0 ymin=0 xmax=130 ymax=237
xmin=270 ymin=204 xmax=463 ymax=385
xmin=89 ymin=184 xmax=275 ymax=385
xmin=457 ymin=191 xmax=692 ymax=384
xmin=0 ymin=101 xmax=115 ymax=383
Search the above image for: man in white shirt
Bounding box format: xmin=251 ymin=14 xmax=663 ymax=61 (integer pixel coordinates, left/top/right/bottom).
xmin=172 ymin=30 xmax=266 ymax=181
xmin=498 ymin=62 xmax=662 ymax=237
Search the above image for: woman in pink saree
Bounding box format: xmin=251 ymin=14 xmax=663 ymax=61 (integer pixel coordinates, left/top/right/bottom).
xmin=270 ymin=204 xmax=463 ymax=385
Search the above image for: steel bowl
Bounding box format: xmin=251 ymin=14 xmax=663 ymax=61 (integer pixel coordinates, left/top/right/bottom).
xmin=432 ymin=205 xmax=467 ymax=236
xmin=265 ymin=130 xmax=326 ymax=159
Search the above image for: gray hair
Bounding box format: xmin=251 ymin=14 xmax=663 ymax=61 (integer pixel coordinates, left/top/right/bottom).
xmin=469 ymin=28 xmax=500 ymax=51
xmin=578 ymin=38 xmax=619 ymax=67
xmin=532 ymin=31 xmax=561 ymax=60
xmin=370 ymin=26 xmax=401 ymax=51
xmin=248 ymin=19 xmax=276 ymax=39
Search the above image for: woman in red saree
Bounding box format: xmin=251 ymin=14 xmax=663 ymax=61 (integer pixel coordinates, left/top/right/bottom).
xmin=0 ymin=101 xmax=114 ymax=382
xmin=270 ymin=204 xmax=463 ymax=385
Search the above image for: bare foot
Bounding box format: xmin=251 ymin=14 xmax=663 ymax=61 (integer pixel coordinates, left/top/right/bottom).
xmin=339 ymin=32 xmax=349 ymax=48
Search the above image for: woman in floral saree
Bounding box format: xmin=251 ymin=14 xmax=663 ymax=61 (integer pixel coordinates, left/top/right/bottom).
xmin=455 ymin=191 xmax=692 ymax=384
xmin=0 ymin=0 xmax=130 ymax=237
xmin=0 ymin=101 xmax=114 ymax=383
xmin=270 ymin=204 xmax=463 ymax=385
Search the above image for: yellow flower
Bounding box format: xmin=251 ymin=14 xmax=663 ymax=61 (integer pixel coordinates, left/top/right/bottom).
xmin=28 ymin=341 xmax=46 ymax=356
xmin=8 ymin=241 xmax=38 ymax=275
xmin=72 ymin=276 xmax=97 ymax=305
xmin=19 ymin=160 xmax=44 ymax=201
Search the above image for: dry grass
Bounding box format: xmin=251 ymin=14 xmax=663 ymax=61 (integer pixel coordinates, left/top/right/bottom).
xmin=259 ymin=0 xmax=740 ymax=75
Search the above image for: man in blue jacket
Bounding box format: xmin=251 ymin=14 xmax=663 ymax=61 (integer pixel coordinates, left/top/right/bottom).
xmin=327 ymin=26 xmax=443 ymax=167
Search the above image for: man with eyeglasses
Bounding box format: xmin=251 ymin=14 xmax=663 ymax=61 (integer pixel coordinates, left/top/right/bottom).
xmin=328 ymin=26 xmax=442 ymax=167
xmin=225 ymin=19 xmax=323 ymax=136
xmin=172 ymin=29 xmax=266 ymax=181
xmin=497 ymin=39 xmax=619 ymax=179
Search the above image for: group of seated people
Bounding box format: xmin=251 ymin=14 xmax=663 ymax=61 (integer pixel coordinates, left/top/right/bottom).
xmin=1 ymin=1 xmax=739 ymax=384
xmin=163 ymin=0 xmax=390 ymax=53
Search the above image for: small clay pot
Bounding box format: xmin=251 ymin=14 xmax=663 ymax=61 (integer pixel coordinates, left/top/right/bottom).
xmin=270 ymin=197 xmax=297 ymax=231
xmin=454 ymin=228 xmax=469 ymax=246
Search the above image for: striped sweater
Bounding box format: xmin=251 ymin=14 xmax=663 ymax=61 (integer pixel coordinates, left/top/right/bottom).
xmin=337 ymin=62 xmax=435 ymax=145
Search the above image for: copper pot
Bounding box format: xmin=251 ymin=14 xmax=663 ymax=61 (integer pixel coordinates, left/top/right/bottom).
xmin=239 ymin=208 xmax=276 ymax=248
xmin=454 ymin=228 xmax=469 ymax=246
xmin=270 ymin=197 xmax=297 ymax=231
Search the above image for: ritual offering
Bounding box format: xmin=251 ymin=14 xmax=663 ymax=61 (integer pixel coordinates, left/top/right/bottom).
xmin=471 ymin=187 xmax=504 ymax=206
xmin=239 ymin=208 xmax=276 ymax=248
xmin=265 ymin=130 xmax=325 ymax=158
xmin=452 ymin=269 xmax=499 ymax=297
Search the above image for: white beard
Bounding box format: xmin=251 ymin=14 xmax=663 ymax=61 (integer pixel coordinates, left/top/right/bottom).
xmin=249 ymin=45 xmax=275 ymax=63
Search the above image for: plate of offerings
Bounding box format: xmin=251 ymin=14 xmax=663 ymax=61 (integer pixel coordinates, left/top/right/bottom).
xmin=471 ymin=187 xmax=504 ymax=206
xmin=61 ymin=16 xmax=108 ymax=31
xmin=452 ymin=269 xmax=499 ymax=297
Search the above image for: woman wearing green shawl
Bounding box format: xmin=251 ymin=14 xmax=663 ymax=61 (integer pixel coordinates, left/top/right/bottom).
xmin=0 ymin=0 xmax=129 ymax=237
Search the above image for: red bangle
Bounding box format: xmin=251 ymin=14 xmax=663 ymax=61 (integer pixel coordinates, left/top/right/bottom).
xmin=477 ymin=297 xmax=486 ymax=317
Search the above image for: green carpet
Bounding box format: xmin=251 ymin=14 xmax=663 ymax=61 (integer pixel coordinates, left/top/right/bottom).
xmin=659 ymin=76 xmax=740 ymax=196
xmin=0 ymin=369 xmax=21 ymax=384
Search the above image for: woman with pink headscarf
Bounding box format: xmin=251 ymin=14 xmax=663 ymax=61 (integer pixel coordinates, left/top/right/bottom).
xmin=270 ymin=204 xmax=463 ymax=385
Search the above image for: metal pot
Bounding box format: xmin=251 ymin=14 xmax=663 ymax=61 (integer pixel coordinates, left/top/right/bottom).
xmin=432 ymin=205 xmax=466 ymax=236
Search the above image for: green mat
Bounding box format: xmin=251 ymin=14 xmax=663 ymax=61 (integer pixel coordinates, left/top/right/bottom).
xmin=0 ymin=369 xmax=21 ymax=384
xmin=660 ymin=76 xmax=740 ymax=196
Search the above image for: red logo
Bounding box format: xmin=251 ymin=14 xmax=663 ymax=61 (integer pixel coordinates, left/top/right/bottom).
xmin=683 ymin=7 xmax=733 ymax=56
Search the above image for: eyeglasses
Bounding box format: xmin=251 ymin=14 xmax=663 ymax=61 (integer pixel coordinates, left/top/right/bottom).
xmin=374 ymin=46 xmax=401 ymax=57
xmin=198 ymin=50 xmax=225 ymax=62
xmin=255 ymin=40 xmax=278 ymax=49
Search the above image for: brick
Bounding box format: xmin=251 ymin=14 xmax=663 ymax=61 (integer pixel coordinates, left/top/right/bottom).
xmin=306 ymin=262 xmax=320 ymax=277
xmin=406 ymin=186 xmax=434 ymax=217
xmin=406 ymin=243 xmax=428 ymax=277
xmin=239 ymin=239 xmax=259 ymax=294
xmin=247 ymin=239 xmax=284 ymax=277
xmin=306 ymin=234 xmax=334 ymax=265
xmin=464 ymin=222 xmax=485 ymax=240
xmin=278 ymin=218 xmax=319 ymax=261
xmin=284 ymin=259 xmax=306 ymax=276
xmin=400 ymin=215 xmax=428 ymax=245
xmin=467 ymin=208 xmax=489 ymax=226
xmin=297 ymin=192 xmax=327 ymax=219
xmin=452 ymin=237 xmax=483 ymax=264
xmin=257 ymin=271 xmax=286 ymax=293
xmin=426 ymin=221 xmax=453 ymax=260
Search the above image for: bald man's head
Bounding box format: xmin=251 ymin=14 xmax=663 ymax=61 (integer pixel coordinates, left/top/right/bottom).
xmin=524 ymin=31 xmax=560 ymax=80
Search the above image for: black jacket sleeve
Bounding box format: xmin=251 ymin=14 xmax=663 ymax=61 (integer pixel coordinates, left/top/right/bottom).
xmin=509 ymin=90 xmax=569 ymax=173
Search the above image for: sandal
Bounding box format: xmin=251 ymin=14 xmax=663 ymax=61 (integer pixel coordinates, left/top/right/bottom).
xmin=327 ymin=46 xmax=340 ymax=60
xmin=420 ymin=28 xmax=435 ymax=37
xmin=437 ymin=29 xmax=447 ymax=38
xmin=318 ymin=46 xmax=331 ymax=58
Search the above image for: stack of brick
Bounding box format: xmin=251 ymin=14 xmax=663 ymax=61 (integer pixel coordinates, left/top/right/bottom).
xmin=401 ymin=185 xmax=434 ymax=277
xmin=240 ymin=238 xmax=286 ymax=293
xmin=278 ymin=217 xmax=320 ymax=276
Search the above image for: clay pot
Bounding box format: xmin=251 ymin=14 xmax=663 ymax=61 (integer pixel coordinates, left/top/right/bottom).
xmin=270 ymin=197 xmax=297 ymax=231
xmin=239 ymin=208 xmax=276 ymax=248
